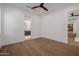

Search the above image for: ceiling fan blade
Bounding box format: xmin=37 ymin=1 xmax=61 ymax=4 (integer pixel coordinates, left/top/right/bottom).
xmin=40 ymin=3 xmax=44 ymax=6
xmin=42 ymin=6 xmax=48 ymax=11
xmin=32 ymin=6 xmax=40 ymax=9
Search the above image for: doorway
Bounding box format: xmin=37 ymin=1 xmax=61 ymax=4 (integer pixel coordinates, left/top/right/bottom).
xmin=68 ymin=10 xmax=79 ymax=46
xmin=24 ymin=15 xmax=31 ymax=40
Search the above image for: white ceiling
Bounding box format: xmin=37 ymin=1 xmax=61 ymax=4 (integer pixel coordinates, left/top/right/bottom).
xmin=7 ymin=3 xmax=79 ymax=16
xmin=11 ymin=3 xmax=67 ymax=11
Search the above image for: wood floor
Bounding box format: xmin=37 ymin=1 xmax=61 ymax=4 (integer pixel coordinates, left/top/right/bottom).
xmin=0 ymin=37 xmax=79 ymax=56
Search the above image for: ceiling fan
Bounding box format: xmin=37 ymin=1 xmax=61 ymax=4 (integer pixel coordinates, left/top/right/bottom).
xmin=26 ymin=3 xmax=48 ymax=11
xmin=71 ymin=12 xmax=79 ymax=17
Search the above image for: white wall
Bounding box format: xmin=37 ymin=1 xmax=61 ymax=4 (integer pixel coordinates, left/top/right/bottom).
xmin=1 ymin=4 xmax=25 ymax=46
xmin=31 ymin=15 xmax=41 ymax=39
xmin=41 ymin=4 xmax=79 ymax=43
xmin=0 ymin=4 xmax=2 ymax=48
xmin=41 ymin=9 xmax=68 ymax=43
xmin=1 ymin=4 xmax=41 ymax=46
